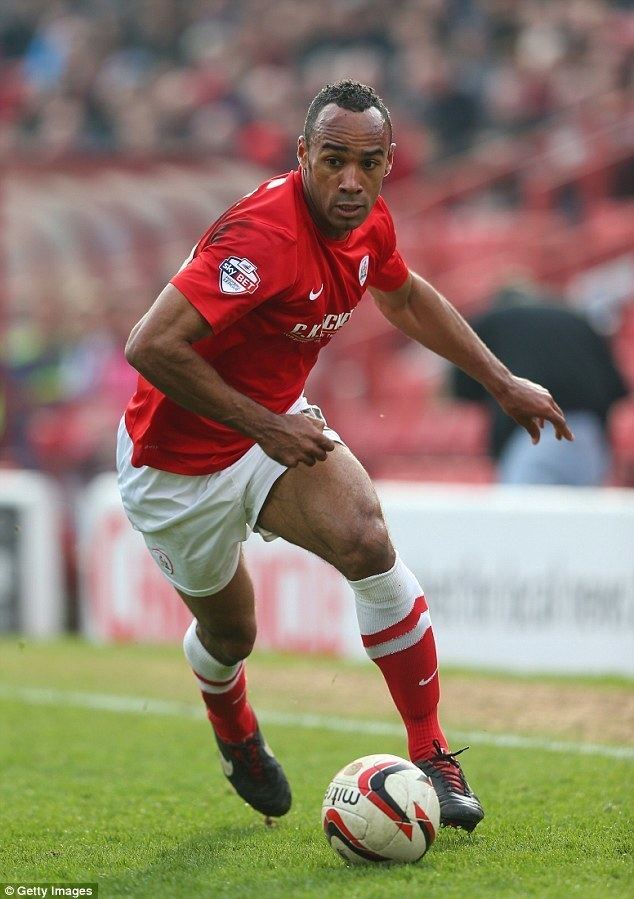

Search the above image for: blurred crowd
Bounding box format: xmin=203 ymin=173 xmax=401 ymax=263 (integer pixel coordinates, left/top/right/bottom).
xmin=1 ymin=288 xmax=148 ymax=479
xmin=1 ymin=0 xmax=632 ymax=484
xmin=0 ymin=0 xmax=632 ymax=171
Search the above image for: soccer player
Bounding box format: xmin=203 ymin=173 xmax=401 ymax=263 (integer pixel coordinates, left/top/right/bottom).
xmin=118 ymin=80 xmax=573 ymax=832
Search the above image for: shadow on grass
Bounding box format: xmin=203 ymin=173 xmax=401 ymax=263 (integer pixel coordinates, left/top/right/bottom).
xmin=100 ymin=818 xmax=479 ymax=897
xmin=100 ymin=822 xmax=324 ymax=897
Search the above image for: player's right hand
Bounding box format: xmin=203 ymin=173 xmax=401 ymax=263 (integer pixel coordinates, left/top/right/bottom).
xmin=258 ymin=413 xmax=336 ymax=467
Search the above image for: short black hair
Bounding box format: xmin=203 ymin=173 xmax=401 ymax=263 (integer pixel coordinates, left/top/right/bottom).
xmin=303 ymin=80 xmax=392 ymax=145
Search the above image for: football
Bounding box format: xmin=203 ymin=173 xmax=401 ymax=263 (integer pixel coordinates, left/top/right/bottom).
xmin=321 ymin=753 xmax=441 ymax=865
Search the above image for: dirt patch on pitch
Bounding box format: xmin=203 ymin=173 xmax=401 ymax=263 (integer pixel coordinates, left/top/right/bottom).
xmin=248 ymin=660 xmax=634 ymax=746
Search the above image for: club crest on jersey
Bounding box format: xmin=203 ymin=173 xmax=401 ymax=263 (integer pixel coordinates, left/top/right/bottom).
xmin=359 ymin=254 xmax=369 ymax=286
xmin=219 ymin=257 xmax=260 ymax=295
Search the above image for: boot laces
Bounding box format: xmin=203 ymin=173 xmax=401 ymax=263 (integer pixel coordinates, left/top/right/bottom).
xmin=429 ymin=739 xmax=470 ymax=794
xmin=235 ymin=735 xmax=266 ymax=781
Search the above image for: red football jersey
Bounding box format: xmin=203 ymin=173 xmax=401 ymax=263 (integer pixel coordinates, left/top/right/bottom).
xmin=125 ymin=168 xmax=409 ymax=474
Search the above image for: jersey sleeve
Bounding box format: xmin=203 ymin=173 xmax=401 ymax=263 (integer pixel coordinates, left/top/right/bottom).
xmin=170 ymin=221 xmax=297 ymax=334
xmin=367 ymin=200 xmax=409 ymax=292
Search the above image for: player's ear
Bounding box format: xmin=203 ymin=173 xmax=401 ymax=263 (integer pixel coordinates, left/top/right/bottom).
xmin=297 ymin=135 xmax=308 ymax=169
xmin=384 ymin=142 xmax=396 ymax=177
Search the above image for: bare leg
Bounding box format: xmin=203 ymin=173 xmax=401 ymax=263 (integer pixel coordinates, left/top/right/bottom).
xmin=177 ymin=550 xmax=256 ymax=664
xmin=258 ymin=443 xmax=395 ymax=579
xmin=179 ymin=550 xmax=259 ymax=743
xmin=258 ymin=443 xmax=447 ymax=765
xmin=178 ymin=549 xmax=291 ymax=816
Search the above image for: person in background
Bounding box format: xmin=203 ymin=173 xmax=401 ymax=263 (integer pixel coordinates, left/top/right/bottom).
xmin=452 ymin=282 xmax=628 ymax=485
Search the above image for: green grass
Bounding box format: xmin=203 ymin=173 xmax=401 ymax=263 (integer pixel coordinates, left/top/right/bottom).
xmin=0 ymin=639 xmax=632 ymax=898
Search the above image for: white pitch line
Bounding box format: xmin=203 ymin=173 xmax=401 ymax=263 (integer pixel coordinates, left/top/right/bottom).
xmin=1 ymin=684 xmax=632 ymax=761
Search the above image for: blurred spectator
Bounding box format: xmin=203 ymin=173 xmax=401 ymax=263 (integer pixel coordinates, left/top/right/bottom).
xmin=452 ymin=282 xmax=628 ymax=485
xmin=1 ymin=0 xmax=631 ymax=482
xmin=1 ymin=298 xmax=66 ymax=469
xmin=0 ymin=0 xmax=631 ymax=169
xmin=1 ymin=292 xmax=139 ymax=479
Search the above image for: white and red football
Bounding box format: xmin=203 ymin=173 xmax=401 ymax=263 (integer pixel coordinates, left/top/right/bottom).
xmin=321 ymin=753 xmax=441 ymax=865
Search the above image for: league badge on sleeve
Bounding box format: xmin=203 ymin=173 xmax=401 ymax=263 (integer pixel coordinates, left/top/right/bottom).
xmin=219 ymin=257 xmax=261 ymax=295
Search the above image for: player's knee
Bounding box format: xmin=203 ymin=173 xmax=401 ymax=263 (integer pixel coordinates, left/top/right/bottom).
xmin=196 ymin=620 xmax=256 ymax=665
xmin=333 ymin=513 xmax=393 ymax=580
xmin=219 ymin=634 xmax=256 ymax=664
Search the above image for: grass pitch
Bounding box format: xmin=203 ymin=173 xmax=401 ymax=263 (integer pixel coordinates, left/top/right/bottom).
xmin=0 ymin=639 xmax=632 ymax=898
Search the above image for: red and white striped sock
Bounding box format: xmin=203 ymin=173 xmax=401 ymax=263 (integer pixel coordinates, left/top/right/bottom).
xmin=349 ymin=554 xmax=447 ymax=762
xmin=183 ymin=620 xmax=257 ymax=744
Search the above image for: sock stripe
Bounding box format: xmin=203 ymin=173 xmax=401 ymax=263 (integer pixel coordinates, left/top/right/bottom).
xmin=361 ymin=595 xmax=428 ymax=648
xmin=193 ymin=664 xmax=242 ymax=694
xmin=364 ymin=610 xmax=432 ymax=660
xmin=349 ymin=558 xmax=445 ymax=761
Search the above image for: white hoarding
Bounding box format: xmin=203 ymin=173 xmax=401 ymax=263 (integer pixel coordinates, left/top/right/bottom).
xmin=0 ymin=470 xmax=65 ymax=635
xmin=79 ymin=475 xmax=634 ymax=675
xmin=376 ymin=484 xmax=634 ymax=675
xmin=78 ymin=474 xmax=192 ymax=641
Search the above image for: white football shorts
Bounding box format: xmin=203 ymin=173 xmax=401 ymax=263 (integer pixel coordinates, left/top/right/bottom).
xmin=116 ymin=395 xmax=343 ymax=597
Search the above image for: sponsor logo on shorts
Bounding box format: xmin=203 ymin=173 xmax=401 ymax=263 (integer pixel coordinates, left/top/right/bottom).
xmin=151 ymin=547 xmax=174 ymax=574
xmin=359 ymin=254 xmax=369 ymax=286
xmin=219 ymin=257 xmax=260 ymax=295
xmin=286 ymin=310 xmax=352 ymax=342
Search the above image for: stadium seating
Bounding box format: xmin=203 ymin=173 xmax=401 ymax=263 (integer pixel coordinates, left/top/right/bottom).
xmin=2 ymin=99 xmax=632 ymax=484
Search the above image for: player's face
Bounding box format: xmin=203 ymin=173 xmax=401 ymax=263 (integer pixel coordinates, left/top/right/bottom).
xmin=297 ymin=104 xmax=395 ymax=240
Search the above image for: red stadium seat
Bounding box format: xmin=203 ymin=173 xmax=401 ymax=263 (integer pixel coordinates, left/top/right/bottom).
xmin=608 ymin=397 xmax=634 ymax=485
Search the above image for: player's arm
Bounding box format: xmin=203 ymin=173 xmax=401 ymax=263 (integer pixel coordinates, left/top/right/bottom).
xmin=125 ymin=284 xmax=335 ymax=466
xmin=370 ymin=272 xmax=574 ymax=444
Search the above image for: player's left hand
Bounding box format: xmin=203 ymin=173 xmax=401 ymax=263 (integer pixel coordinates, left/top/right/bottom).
xmin=496 ymin=375 xmax=574 ymax=445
